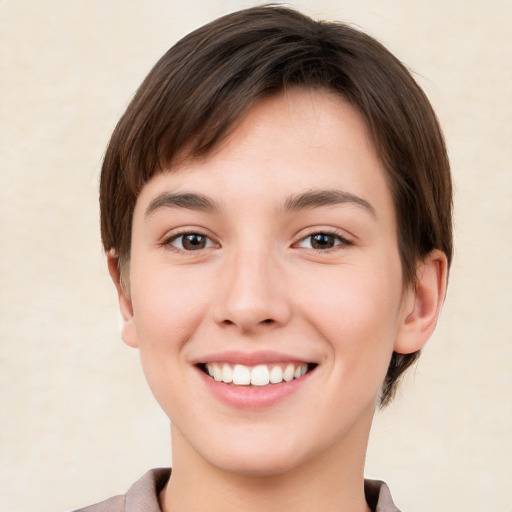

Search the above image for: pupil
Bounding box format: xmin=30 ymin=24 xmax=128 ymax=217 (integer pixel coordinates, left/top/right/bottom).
xmin=312 ymin=234 xmax=334 ymax=249
xmin=183 ymin=234 xmax=205 ymax=250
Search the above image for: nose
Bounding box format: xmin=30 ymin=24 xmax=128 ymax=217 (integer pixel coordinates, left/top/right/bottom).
xmin=213 ymin=248 xmax=292 ymax=333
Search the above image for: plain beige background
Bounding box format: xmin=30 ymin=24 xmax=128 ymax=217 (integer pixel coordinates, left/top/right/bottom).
xmin=1 ymin=1 xmax=510 ymax=511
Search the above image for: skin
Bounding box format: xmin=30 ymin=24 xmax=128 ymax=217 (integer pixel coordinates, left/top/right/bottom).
xmin=109 ymin=87 xmax=447 ymax=512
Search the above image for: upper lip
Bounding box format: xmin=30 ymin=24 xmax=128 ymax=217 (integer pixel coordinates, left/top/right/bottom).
xmin=192 ymin=350 xmax=316 ymax=366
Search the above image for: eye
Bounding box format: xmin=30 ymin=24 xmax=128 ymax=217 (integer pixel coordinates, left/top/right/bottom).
xmin=166 ymin=232 xmax=217 ymax=251
xmin=296 ymin=232 xmax=349 ymax=250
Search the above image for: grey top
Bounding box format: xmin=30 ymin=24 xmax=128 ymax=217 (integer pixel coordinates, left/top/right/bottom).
xmin=72 ymin=468 xmax=400 ymax=512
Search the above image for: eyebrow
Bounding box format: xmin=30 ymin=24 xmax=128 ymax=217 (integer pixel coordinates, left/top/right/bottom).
xmin=145 ymin=192 xmax=218 ymax=218
xmin=144 ymin=188 xmax=375 ymax=219
xmin=283 ymin=189 xmax=376 ymax=217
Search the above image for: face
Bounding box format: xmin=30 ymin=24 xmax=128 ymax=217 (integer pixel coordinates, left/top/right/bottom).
xmin=119 ymin=88 xmax=416 ymax=477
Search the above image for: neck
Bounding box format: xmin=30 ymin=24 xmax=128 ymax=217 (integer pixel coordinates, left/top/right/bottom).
xmin=160 ymin=416 xmax=373 ymax=512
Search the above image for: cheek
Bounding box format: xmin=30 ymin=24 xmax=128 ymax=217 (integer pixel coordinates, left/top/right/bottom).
xmin=296 ymin=260 xmax=403 ymax=375
xmin=129 ymin=266 xmax=211 ymax=387
xmin=129 ymin=278 xmax=208 ymax=421
xmin=131 ymin=262 xmax=209 ymax=339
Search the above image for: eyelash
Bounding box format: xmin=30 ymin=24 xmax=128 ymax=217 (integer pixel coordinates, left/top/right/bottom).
xmin=294 ymin=230 xmax=352 ymax=253
xmin=161 ymin=231 xmax=218 ymax=253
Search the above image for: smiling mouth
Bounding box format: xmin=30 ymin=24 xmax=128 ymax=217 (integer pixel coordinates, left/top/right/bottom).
xmin=198 ymin=362 xmax=317 ymax=387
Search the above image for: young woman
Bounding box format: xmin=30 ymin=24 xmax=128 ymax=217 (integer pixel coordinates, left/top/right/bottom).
xmin=76 ymin=6 xmax=452 ymax=511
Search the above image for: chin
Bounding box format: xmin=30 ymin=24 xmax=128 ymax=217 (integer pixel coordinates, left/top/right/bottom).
xmin=214 ymin=452 xmax=305 ymax=478
xmin=200 ymin=433 xmax=318 ymax=478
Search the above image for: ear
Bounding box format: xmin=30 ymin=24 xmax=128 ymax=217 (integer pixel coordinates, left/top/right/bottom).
xmin=107 ymin=251 xmax=139 ymax=348
xmin=394 ymin=250 xmax=448 ymax=354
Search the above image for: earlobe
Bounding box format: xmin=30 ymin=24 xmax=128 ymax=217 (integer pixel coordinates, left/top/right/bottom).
xmin=107 ymin=251 xmax=139 ymax=348
xmin=394 ymin=250 xmax=448 ymax=354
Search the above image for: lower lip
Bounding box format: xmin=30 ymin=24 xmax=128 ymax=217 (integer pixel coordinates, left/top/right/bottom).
xmin=197 ymin=368 xmax=314 ymax=409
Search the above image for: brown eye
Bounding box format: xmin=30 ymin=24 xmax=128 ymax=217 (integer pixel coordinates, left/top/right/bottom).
xmin=310 ymin=233 xmax=338 ymax=249
xmin=168 ymin=233 xmax=216 ymax=251
xmin=297 ymin=232 xmax=347 ymax=250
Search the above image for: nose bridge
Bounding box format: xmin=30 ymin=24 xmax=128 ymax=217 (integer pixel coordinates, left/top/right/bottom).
xmin=214 ymin=242 xmax=290 ymax=331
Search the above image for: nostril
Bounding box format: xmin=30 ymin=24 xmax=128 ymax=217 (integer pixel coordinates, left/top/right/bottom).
xmin=218 ymin=317 xmax=276 ymax=332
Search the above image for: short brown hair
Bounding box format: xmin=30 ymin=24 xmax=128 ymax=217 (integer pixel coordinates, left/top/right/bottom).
xmin=100 ymin=5 xmax=452 ymax=406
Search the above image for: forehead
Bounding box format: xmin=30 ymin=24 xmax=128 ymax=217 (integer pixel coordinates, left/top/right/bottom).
xmin=134 ymin=87 xmax=393 ymax=222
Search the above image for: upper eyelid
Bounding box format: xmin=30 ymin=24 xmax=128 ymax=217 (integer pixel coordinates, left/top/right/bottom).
xmin=162 ymin=226 xmax=216 ymax=240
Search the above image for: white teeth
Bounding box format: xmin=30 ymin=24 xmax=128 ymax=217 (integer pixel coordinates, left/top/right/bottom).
xmin=250 ymin=365 xmax=270 ymax=386
xmin=211 ymin=363 xmax=222 ymax=381
xmin=232 ymin=364 xmax=251 ymax=385
xmin=269 ymin=365 xmax=283 ymax=383
xmin=283 ymin=364 xmax=295 ymax=382
xmin=205 ymin=362 xmax=310 ymax=386
xmin=221 ymin=364 xmax=233 ymax=383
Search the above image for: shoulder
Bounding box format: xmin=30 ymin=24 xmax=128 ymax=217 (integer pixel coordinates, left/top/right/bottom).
xmin=71 ymin=494 xmax=125 ymax=512
xmin=70 ymin=468 xmax=171 ymax=512
xmin=364 ymin=478 xmax=402 ymax=512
